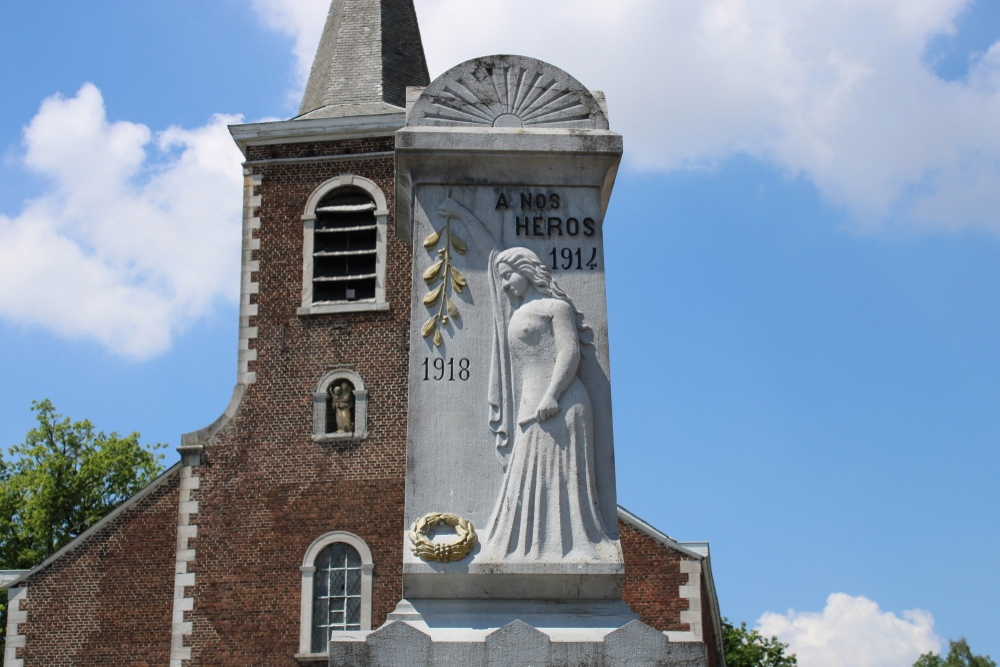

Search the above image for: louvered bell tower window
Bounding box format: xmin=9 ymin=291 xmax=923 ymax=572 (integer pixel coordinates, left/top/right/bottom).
xmin=312 ymin=188 xmax=378 ymax=304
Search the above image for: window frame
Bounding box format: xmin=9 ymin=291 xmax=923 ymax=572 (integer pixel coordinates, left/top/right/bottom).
xmin=312 ymin=369 xmax=368 ymax=442
xmin=298 ymin=531 xmax=374 ymax=657
xmin=297 ymin=174 xmax=390 ymax=315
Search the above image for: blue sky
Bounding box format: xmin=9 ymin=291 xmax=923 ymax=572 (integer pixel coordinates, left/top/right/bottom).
xmin=2 ymin=1 xmax=998 ymax=663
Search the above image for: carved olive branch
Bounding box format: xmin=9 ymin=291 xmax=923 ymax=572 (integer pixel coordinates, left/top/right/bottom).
xmin=421 ymin=218 xmax=467 ymax=346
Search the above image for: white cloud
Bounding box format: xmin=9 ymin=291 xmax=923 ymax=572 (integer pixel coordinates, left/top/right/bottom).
xmin=0 ymin=84 xmax=244 ymax=360
xmin=6 ymin=0 xmax=993 ymax=357
xmin=250 ymin=0 xmax=330 ymax=89
xmin=252 ymin=0 xmax=1000 ymax=233
xmin=758 ymin=593 xmax=942 ymax=667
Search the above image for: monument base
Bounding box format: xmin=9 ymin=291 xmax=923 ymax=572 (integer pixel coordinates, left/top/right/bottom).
xmin=402 ymin=560 xmax=624 ymax=600
xmin=328 ymin=599 xmax=708 ymax=667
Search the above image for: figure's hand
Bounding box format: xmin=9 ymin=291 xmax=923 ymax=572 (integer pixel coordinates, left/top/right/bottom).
xmin=437 ymin=198 xmax=467 ymax=221
xmin=535 ymin=395 xmax=560 ymax=423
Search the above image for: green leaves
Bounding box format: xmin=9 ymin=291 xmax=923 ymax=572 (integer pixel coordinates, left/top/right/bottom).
xmin=722 ymin=619 xmax=798 ymax=667
xmin=914 ymin=639 xmax=996 ymax=667
xmin=0 ymin=400 xmax=165 ymax=569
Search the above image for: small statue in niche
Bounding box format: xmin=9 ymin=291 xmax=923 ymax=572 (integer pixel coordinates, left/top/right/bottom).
xmin=329 ymin=381 xmax=355 ymax=433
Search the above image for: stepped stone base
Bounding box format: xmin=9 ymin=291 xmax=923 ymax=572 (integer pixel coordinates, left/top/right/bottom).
xmin=328 ymin=599 xmax=707 ymax=667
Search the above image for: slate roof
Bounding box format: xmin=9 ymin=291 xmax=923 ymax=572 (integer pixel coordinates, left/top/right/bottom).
xmin=297 ymin=0 xmax=430 ymax=119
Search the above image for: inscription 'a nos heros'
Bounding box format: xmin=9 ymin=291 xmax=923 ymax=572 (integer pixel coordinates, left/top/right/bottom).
xmin=495 ymin=191 xmax=596 ymax=238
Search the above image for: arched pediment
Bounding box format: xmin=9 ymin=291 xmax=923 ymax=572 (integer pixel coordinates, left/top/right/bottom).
xmin=407 ymin=55 xmax=609 ymax=130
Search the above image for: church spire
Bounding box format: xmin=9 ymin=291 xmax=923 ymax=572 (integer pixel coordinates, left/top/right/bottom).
xmin=297 ymin=0 xmax=430 ymax=119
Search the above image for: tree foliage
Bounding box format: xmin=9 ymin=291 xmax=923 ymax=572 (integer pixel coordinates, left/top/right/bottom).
xmin=1 ymin=400 xmax=165 ymax=644
xmin=914 ymin=638 xmax=997 ymax=667
xmin=723 ymin=618 xmax=798 ymax=667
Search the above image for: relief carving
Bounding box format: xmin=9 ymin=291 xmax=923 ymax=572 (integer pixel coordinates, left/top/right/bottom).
xmin=409 ymin=512 xmax=478 ymax=563
xmin=421 ymin=207 xmax=468 ymax=347
xmin=408 ymin=55 xmax=609 ymax=130
xmin=482 ymin=246 xmax=613 ymax=562
xmin=432 ymin=197 xmax=615 ymax=563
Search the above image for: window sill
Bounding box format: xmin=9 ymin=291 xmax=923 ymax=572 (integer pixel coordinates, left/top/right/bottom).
xmin=294 ymin=654 xmax=328 ymax=663
xmin=297 ymin=301 xmax=390 ymax=316
xmin=312 ymin=432 xmax=365 ymax=443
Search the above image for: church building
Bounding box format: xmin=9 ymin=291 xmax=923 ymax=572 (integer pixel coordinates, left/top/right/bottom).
xmin=3 ymin=1 xmax=724 ymax=665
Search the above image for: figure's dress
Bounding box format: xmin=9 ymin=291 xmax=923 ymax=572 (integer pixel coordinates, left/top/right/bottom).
xmin=481 ymin=279 xmax=613 ymax=562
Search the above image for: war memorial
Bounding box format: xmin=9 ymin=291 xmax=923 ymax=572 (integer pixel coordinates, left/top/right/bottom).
xmin=3 ymin=2 xmax=724 ymax=665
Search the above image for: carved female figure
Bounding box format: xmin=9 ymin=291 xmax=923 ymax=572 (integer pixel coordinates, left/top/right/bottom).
xmin=480 ymin=246 xmax=613 ymax=562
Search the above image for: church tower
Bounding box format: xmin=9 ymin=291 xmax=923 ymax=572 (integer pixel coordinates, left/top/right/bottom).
xmin=175 ymin=0 xmax=430 ymax=660
xmin=2 ymin=2 xmax=724 ymax=665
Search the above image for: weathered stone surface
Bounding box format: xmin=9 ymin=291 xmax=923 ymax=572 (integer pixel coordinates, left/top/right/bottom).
xmin=327 ymin=637 xmax=370 ymax=667
xmin=603 ymin=620 xmax=672 ymax=666
xmin=368 ymin=621 xmax=432 ymax=666
xmin=328 ymin=619 xmax=709 ymax=666
xmin=486 ymin=621 xmax=551 ymax=667
xmin=398 ymin=55 xmax=625 ymax=603
xmin=408 ymin=55 xmax=608 ymax=130
xmin=299 ymin=0 xmax=429 ymax=118
xmin=665 ymin=642 xmax=709 ymax=667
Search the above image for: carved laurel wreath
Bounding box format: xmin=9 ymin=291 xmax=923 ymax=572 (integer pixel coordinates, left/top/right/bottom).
xmin=408 ymin=512 xmax=477 ymax=563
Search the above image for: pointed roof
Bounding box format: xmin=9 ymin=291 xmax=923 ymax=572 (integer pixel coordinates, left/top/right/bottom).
xmin=297 ymin=0 xmax=430 ymax=119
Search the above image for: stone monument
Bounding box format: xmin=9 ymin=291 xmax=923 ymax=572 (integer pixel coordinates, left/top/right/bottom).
xmin=329 ymin=54 xmax=708 ymax=667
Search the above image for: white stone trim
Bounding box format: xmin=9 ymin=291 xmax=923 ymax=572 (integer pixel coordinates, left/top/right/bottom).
xmin=312 ymin=368 xmax=369 ymax=442
xmin=238 ymin=169 xmax=261 ymax=386
xmin=4 ymin=586 xmax=27 ymax=667
xmin=674 ymin=559 xmax=704 ymax=641
xmin=229 ymin=114 xmax=404 ymax=156
xmin=169 ymin=462 xmax=202 ymax=666
xmin=297 ymin=174 xmax=389 ymax=316
xmin=299 ymin=531 xmax=375 ymax=656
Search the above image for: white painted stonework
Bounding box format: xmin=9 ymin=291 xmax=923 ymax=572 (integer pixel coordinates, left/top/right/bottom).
xmin=170 ymin=462 xmax=201 ymax=666
xmin=353 ymin=53 xmax=712 ymax=667
xmin=238 ymin=170 xmax=261 ymax=386
xmin=397 ymin=55 xmax=624 ymax=602
xmin=4 ymin=586 xmax=27 ymax=667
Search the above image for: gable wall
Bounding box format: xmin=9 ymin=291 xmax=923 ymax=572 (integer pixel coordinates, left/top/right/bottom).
xmin=619 ymin=519 xmax=693 ymax=633
xmin=16 ymin=470 xmax=179 ymax=666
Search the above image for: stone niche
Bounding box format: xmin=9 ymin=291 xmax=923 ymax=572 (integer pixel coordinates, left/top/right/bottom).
xmin=397 ymin=55 xmax=625 ymax=602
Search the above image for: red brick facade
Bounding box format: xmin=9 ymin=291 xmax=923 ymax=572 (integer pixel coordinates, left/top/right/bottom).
xmin=187 ymin=135 xmax=409 ymax=664
xmin=5 ymin=130 xmax=722 ymax=666
xmin=620 ymin=519 xmax=690 ymax=632
xmin=16 ymin=470 xmax=179 ymax=666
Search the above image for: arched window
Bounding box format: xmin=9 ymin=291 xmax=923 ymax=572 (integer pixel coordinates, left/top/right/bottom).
xmin=298 ymin=532 xmax=374 ymax=656
xmin=312 ymin=369 xmax=368 ymax=442
xmin=298 ymin=174 xmax=389 ymax=315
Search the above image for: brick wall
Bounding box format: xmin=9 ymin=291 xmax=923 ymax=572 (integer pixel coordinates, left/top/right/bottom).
xmin=184 ymin=136 xmax=411 ymax=665
xmin=619 ymin=519 xmax=692 ymax=633
xmin=7 ymin=129 xmax=718 ymax=666
xmin=17 ymin=470 xmax=179 ymax=666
